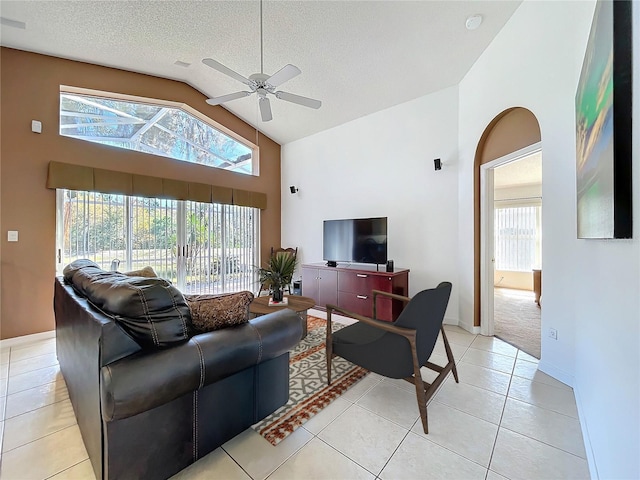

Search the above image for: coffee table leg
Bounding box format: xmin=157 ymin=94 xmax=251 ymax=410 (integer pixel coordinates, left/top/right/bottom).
xmin=298 ymin=310 xmax=308 ymax=338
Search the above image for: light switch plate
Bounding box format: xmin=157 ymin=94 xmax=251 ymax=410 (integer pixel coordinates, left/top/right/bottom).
xmin=7 ymin=230 xmax=18 ymax=242
xmin=31 ymin=120 xmax=42 ymax=133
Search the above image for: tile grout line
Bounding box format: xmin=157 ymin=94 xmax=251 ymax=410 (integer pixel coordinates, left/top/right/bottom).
xmin=0 ymin=346 xmax=11 ymax=459
xmin=43 ymin=458 xmax=90 ymax=480
xmin=311 ymin=434 xmax=383 ymax=478
xmin=6 ymin=361 xmax=60 ymax=380
xmin=497 ymin=425 xmax=588 ymax=461
xmin=504 ymin=394 xmax=581 ymax=421
xmin=2 ymin=419 xmax=80 ymax=455
xmin=221 ymin=446 xmax=255 ymax=480
xmin=367 ymin=419 xmax=414 ymax=478
xmin=484 ymin=345 xmax=517 ymax=476
xmin=3 ymin=396 xmax=71 ymax=424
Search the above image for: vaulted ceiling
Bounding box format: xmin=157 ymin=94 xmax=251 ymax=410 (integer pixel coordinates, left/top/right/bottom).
xmin=0 ymin=0 xmax=522 ymax=145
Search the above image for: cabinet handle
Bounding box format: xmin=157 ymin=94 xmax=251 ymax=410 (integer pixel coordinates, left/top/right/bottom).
xmin=357 ymin=295 xmax=368 ymax=299
xmin=356 ymin=274 xmax=368 ymax=278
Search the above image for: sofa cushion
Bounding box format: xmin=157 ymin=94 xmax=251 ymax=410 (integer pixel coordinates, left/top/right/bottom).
xmin=123 ymin=266 xmax=157 ymax=278
xmin=63 ymin=259 xmax=192 ymax=348
xmin=184 ymin=291 xmax=254 ymax=333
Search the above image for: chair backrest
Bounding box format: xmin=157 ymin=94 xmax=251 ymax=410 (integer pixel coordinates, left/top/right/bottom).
xmin=394 ymin=282 xmax=452 ymax=363
xmin=271 ymin=247 xmax=297 ymax=259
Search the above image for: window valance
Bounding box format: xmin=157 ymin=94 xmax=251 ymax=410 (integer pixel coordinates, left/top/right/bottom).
xmin=46 ymin=161 xmax=266 ymax=209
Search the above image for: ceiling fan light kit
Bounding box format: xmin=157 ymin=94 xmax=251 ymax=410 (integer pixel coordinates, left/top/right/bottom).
xmin=202 ymin=1 xmax=321 ymax=122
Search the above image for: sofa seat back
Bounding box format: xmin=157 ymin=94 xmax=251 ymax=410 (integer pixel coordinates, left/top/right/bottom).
xmin=100 ymin=309 xmax=301 ymax=421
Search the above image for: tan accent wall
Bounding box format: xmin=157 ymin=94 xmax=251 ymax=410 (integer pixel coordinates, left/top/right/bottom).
xmin=0 ymin=48 xmax=282 ymax=339
xmin=473 ymin=107 xmax=541 ymax=327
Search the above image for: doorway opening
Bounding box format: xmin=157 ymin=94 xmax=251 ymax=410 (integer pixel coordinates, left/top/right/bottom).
xmin=492 ymin=151 xmax=542 ymax=358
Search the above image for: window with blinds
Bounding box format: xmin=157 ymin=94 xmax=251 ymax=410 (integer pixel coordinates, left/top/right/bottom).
xmin=57 ymin=189 xmax=259 ymax=294
xmin=494 ymin=205 xmax=541 ymax=272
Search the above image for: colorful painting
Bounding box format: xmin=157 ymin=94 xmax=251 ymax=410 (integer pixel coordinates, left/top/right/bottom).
xmin=575 ymin=0 xmax=632 ymax=239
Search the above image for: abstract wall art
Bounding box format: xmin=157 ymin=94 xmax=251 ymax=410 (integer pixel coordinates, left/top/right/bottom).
xmin=575 ymin=0 xmax=633 ymax=239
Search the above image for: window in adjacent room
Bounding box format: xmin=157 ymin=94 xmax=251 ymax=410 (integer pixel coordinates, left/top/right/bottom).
xmin=59 ymin=87 xmax=257 ymax=176
xmin=56 ymin=189 xmax=259 ymax=294
xmin=494 ymin=204 xmax=541 ymax=272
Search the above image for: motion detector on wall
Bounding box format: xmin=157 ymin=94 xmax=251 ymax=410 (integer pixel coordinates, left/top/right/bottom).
xmin=465 ymin=14 xmax=483 ymax=31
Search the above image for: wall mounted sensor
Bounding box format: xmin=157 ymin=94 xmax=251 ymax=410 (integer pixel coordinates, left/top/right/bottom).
xmin=289 ymin=186 xmax=299 ymax=194
xmin=434 ymin=158 xmax=442 ymax=171
xmin=465 ymin=14 xmax=483 ymax=31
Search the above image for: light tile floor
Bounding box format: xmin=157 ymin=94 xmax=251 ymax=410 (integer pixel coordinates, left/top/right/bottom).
xmin=0 ymin=325 xmax=590 ymax=479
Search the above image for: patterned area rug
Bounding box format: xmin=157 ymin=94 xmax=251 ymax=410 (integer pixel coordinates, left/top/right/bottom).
xmin=252 ymin=316 xmax=369 ymax=445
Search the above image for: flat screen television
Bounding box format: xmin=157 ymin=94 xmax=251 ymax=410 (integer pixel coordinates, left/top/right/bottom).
xmin=323 ymin=217 xmax=387 ymax=265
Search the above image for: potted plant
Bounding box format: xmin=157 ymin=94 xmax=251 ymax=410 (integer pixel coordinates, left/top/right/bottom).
xmin=258 ymin=252 xmax=298 ymax=302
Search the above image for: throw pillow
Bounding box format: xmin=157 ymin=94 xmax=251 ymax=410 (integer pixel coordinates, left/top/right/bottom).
xmin=63 ymin=259 xmax=192 ymax=348
xmin=185 ymin=291 xmax=254 ymax=333
xmin=123 ymin=266 xmax=157 ymax=278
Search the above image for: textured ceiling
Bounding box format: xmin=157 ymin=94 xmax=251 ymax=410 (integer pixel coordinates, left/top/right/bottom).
xmin=0 ymin=0 xmax=522 ymax=145
xmin=494 ymin=151 xmax=542 ymax=188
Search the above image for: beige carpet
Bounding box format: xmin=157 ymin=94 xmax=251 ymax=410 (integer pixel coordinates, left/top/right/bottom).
xmin=494 ymin=287 xmax=541 ymax=359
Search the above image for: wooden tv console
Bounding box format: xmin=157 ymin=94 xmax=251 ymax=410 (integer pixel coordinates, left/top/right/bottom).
xmin=301 ymin=263 xmax=409 ymax=322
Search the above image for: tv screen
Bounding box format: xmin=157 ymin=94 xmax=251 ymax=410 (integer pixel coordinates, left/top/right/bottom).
xmin=323 ymin=217 xmax=387 ymax=265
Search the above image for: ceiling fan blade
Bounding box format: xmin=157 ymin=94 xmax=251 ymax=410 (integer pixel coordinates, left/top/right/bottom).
xmin=205 ymin=91 xmax=252 ymax=106
xmin=266 ymin=64 xmax=301 ymax=88
xmin=275 ymin=91 xmax=322 ymax=109
xmin=202 ymin=58 xmax=251 ymax=85
xmin=259 ymin=96 xmax=273 ymax=122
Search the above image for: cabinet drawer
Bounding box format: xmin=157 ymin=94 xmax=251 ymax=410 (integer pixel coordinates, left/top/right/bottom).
xmin=337 ymin=291 xmax=394 ymax=321
xmin=338 ymin=291 xmax=373 ymax=317
xmin=338 ymin=271 xmax=392 ymax=295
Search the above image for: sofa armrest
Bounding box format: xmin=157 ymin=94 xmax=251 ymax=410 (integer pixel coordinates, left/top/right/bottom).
xmin=100 ymin=309 xmax=303 ymax=421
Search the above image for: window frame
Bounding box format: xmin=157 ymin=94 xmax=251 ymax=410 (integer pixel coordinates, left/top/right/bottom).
xmin=59 ymin=85 xmax=260 ymax=176
xmin=56 ymin=189 xmax=260 ymax=295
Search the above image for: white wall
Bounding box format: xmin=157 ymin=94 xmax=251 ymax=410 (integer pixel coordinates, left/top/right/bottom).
xmin=458 ymin=1 xmax=639 ymax=478
xmin=282 ymin=1 xmax=639 ymax=476
xmin=281 ymin=86 xmax=460 ymax=323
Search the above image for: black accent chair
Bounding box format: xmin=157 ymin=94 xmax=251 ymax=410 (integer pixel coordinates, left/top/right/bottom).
xmin=326 ymin=282 xmax=458 ymax=434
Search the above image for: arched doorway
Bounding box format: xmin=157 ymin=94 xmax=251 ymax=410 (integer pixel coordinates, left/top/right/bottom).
xmin=473 ymin=108 xmax=542 ymax=352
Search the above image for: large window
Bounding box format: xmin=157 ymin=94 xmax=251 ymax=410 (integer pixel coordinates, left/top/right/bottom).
xmin=494 ymin=205 xmax=541 ymax=272
xmin=56 ymin=189 xmax=259 ymax=294
xmin=59 ymin=88 xmax=256 ymax=175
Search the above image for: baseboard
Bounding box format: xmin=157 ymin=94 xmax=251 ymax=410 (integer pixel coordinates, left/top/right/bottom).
xmin=537 ymin=360 xmax=574 ymax=388
xmin=539 ymin=360 xmax=598 ymax=479
xmin=456 ymin=317 xmax=481 ymax=334
xmin=0 ymin=330 xmax=55 ymax=348
xmin=571 ymin=384 xmax=599 ymax=479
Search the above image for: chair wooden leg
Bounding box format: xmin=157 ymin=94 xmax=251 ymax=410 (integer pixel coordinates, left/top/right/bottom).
xmin=408 ymin=333 xmax=429 ymax=434
xmin=441 ymin=327 xmax=459 ymax=383
xmin=413 ymin=372 xmax=429 ymax=434
xmin=326 ymin=310 xmax=333 ymax=385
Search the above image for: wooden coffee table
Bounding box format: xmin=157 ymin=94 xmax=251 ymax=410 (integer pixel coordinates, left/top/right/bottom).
xmin=250 ymin=295 xmax=316 ymax=337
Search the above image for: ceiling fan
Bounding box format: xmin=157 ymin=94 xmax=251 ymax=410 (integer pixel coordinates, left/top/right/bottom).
xmin=202 ymin=1 xmax=321 ymax=122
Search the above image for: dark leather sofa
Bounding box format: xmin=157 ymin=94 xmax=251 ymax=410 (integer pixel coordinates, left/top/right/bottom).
xmin=54 ymin=260 xmax=302 ymax=480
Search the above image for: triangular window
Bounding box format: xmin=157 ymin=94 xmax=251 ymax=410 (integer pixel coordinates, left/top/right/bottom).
xmin=59 ymin=88 xmax=256 ymax=175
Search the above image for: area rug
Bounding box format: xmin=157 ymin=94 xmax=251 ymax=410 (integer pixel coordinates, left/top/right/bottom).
xmin=252 ymin=315 xmax=369 ymax=445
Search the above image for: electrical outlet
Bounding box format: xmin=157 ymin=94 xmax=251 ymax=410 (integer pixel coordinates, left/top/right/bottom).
xmin=549 ymin=328 xmax=558 ymax=340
